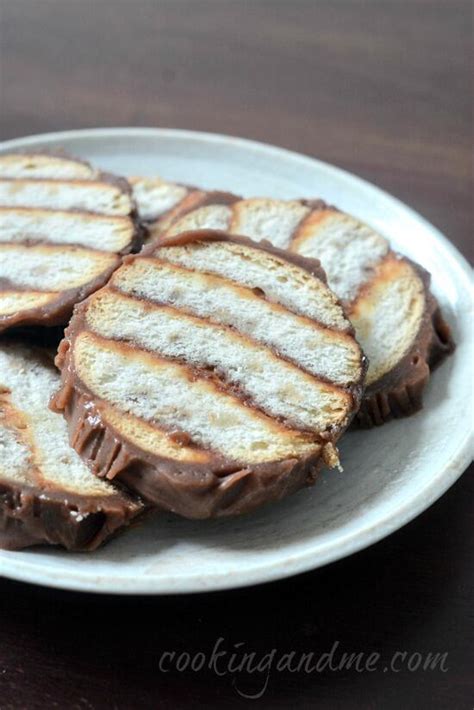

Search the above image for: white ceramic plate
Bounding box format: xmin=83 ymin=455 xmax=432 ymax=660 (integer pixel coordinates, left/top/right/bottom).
xmin=0 ymin=128 xmax=472 ymax=594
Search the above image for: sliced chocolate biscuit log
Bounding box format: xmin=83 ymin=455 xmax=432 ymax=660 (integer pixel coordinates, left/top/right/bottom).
xmin=0 ymin=340 xmax=143 ymax=551
xmin=141 ymin=180 xmax=453 ymax=426
xmin=52 ymin=232 xmax=366 ymax=518
xmin=0 ymin=152 xmax=141 ymax=332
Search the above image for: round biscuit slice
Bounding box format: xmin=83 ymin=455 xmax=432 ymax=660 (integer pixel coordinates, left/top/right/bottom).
xmin=52 ymin=231 xmax=366 ymax=518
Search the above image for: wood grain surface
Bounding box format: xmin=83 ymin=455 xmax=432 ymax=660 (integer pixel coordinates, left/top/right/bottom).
xmin=0 ymin=1 xmax=472 ymax=708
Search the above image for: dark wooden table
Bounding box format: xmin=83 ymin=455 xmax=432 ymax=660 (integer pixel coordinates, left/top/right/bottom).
xmin=0 ymin=2 xmax=472 ymax=708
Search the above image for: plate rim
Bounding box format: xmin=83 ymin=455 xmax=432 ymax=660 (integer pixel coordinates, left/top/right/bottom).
xmin=0 ymin=127 xmax=472 ymax=595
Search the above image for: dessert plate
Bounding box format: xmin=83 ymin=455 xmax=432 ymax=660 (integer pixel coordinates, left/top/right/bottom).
xmin=0 ymin=128 xmax=471 ymax=594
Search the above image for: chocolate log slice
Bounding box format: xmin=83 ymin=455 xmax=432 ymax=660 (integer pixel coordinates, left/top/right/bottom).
xmin=0 ymin=340 xmax=143 ymax=550
xmin=52 ymin=232 xmax=366 ymax=518
xmin=0 ymin=152 xmax=141 ymax=332
xmin=142 ymin=180 xmax=453 ymax=426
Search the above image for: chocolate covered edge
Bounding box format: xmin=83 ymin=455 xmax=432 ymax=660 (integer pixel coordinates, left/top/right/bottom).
xmin=52 ymin=377 xmax=326 ymax=519
xmin=0 ymin=478 xmax=144 ymax=551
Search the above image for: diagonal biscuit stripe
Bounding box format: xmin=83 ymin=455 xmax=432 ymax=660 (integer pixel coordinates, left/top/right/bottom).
xmin=0 ymin=177 xmax=133 ymax=216
xmin=0 ymin=207 xmax=136 ymax=253
xmin=0 ymin=243 xmax=120 ymax=292
xmin=72 ymin=331 xmax=321 ymax=466
xmin=0 ymin=152 xmax=98 ymax=180
xmin=290 ymin=207 xmax=390 ymax=304
xmin=229 ymin=199 xmax=311 ymax=249
xmin=163 ymin=204 xmax=233 ymax=238
xmin=97 ymin=403 xmax=216 ymax=466
xmin=0 ymin=393 xmax=45 ymax=487
xmin=83 ymin=288 xmax=352 ymax=434
xmin=0 ymin=290 xmax=58 ymax=316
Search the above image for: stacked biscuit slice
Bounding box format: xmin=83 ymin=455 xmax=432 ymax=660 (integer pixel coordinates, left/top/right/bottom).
xmin=0 ymin=152 xmax=453 ymax=551
xmin=0 ymin=153 xmax=143 ymax=549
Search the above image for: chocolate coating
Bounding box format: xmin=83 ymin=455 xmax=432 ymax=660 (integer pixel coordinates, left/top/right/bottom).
xmin=0 ymin=477 xmax=143 ymax=551
xmin=52 ymin=382 xmax=326 ymax=519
